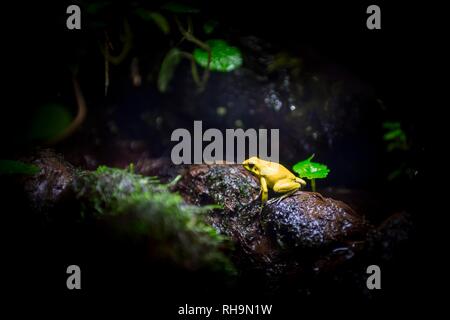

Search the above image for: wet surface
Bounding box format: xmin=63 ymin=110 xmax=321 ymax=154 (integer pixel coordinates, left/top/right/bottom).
xmin=177 ymin=163 xmax=374 ymax=291
xmin=263 ymin=191 xmax=368 ymax=250
xmin=2 ymin=1 xmax=428 ymax=305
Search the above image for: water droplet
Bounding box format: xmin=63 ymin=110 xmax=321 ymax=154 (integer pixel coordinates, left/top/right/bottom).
xmin=216 ymin=106 xmax=227 ymax=117
xmin=234 ymin=119 xmax=244 ymax=128
xmin=264 ymin=89 xmax=282 ymax=111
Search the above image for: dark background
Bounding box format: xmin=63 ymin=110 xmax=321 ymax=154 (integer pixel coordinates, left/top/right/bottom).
xmin=1 ymin=0 xmax=431 ymax=145
xmin=2 ymin=0 xmax=438 ymax=316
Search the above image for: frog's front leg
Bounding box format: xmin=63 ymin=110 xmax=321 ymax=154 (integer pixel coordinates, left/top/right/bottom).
xmin=260 ymin=176 xmax=269 ymax=203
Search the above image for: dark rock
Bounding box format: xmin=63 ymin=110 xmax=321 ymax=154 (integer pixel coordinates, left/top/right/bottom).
xmin=366 ymin=211 xmax=414 ymax=261
xmin=177 ymin=164 xmax=259 ymax=209
xmin=177 ymin=164 xmax=370 ymax=281
xmin=17 ymin=151 xmax=412 ymax=296
xmin=263 ymin=192 xmax=367 ymax=251
xmin=134 ymin=157 xmax=179 ymax=182
xmin=22 ymin=149 xmax=76 ymax=214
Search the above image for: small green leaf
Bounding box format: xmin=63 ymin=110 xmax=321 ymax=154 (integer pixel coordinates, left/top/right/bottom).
xmin=193 ymin=39 xmax=243 ymax=72
xmin=158 ymin=48 xmax=182 ymax=92
xmin=87 ymin=1 xmax=111 ymax=14
xmin=383 ymin=128 xmax=404 ymax=141
xmin=29 ymin=103 xmax=72 ymax=141
xmin=382 ymin=121 xmax=408 ymax=151
xmin=292 ymin=154 xmax=330 ymax=180
xmin=162 ymin=2 xmax=200 ymax=13
xmin=203 ymin=20 xmax=218 ymax=34
xmin=0 ymin=160 xmax=39 ymax=175
xmin=382 ymin=121 xmax=401 ymax=130
xmin=135 ymin=9 xmax=170 ymax=34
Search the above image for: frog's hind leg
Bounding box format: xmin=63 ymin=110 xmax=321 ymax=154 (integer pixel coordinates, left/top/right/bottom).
xmin=267 ymin=179 xmax=301 ymax=205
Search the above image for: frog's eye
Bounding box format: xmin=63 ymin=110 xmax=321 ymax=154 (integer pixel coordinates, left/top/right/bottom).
xmin=248 ymin=163 xmax=255 ymax=168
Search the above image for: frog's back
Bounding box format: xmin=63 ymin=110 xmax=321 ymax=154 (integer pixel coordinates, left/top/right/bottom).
xmin=260 ymin=160 xmax=295 ymax=179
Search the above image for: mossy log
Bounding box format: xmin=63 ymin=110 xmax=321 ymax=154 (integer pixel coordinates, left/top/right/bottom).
xmin=16 ymin=149 xmax=411 ymax=295
xmin=20 ymin=149 xmax=234 ymax=277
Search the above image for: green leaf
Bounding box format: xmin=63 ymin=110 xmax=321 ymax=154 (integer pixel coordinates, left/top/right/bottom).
xmin=193 ymin=39 xmax=243 ymax=72
xmin=382 ymin=121 xmax=408 ymax=151
xmin=29 ymin=103 xmax=72 ymax=141
xmin=135 ymin=9 xmax=170 ymax=34
xmin=0 ymin=160 xmax=39 ymax=175
xmin=162 ymin=2 xmax=200 ymax=13
xmin=383 ymin=128 xmax=404 ymax=141
xmin=203 ymin=20 xmax=218 ymax=34
xmin=292 ymin=154 xmax=330 ymax=180
xmin=86 ymin=1 xmax=111 ymax=14
xmin=382 ymin=121 xmax=401 ymax=130
xmin=158 ymin=48 xmax=182 ymax=92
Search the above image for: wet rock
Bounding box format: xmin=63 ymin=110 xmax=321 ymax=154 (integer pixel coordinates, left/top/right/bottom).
xmin=20 ymin=154 xmax=370 ymax=267
xmin=263 ymin=192 xmax=367 ymax=251
xmin=365 ymin=211 xmax=414 ymax=261
xmin=178 ymin=164 xmax=259 ymax=210
xmin=22 ymin=149 xmax=76 ymax=213
xmin=177 ymin=164 xmax=279 ymax=276
xmin=134 ymin=157 xmax=179 ymax=182
xmin=177 ymin=164 xmax=370 ymax=280
xmin=18 ymin=152 xmax=411 ymax=296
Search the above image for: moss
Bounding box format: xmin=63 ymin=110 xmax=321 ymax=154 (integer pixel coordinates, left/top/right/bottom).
xmin=73 ymin=165 xmax=235 ymax=274
xmin=203 ymin=166 xmax=258 ymax=211
xmin=74 ymin=165 xmax=159 ymax=216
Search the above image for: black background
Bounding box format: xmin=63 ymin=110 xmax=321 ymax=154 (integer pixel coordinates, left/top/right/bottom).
xmin=2 ymin=0 xmax=439 ymax=316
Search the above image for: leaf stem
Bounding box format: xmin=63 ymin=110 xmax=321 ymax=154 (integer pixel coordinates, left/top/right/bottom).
xmin=100 ymin=20 xmax=133 ymax=65
xmin=179 ymin=52 xmax=201 ymax=87
xmin=175 ymin=16 xmax=211 ymax=91
xmin=311 ymin=179 xmax=316 ymax=192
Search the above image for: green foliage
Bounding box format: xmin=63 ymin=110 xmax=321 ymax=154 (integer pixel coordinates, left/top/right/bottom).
xmin=73 ymin=165 xmax=234 ymax=273
xmin=162 ymin=2 xmax=200 ymax=13
xmin=0 ymin=160 xmax=39 ymax=175
xmin=135 ymin=9 xmax=170 ymax=34
xmin=158 ymin=48 xmax=182 ymax=92
xmin=387 ymin=163 xmax=417 ymax=181
xmin=74 ymin=165 xmax=159 ymax=216
xmin=193 ymin=40 xmax=243 ymax=72
xmin=382 ymin=121 xmax=413 ymax=181
xmin=382 ymin=121 xmax=401 ymax=130
xmin=29 ymin=103 xmax=72 ymax=141
xmin=383 ymin=121 xmax=408 ymax=151
xmin=203 ymin=20 xmax=218 ymax=34
xmin=292 ymin=155 xmax=330 ymax=180
xmin=86 ymin=1 xmax=111 ymax=14
xmin=293 ymin=155 xmax=330 ymax=192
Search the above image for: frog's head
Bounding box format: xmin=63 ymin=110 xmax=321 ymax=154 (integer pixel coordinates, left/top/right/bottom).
xmin=242 ymin=157 xmax=262 ymax=176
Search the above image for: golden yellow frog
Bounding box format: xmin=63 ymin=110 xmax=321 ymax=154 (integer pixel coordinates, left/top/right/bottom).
xmin=243 ymin=157 xmax=307 ymax=203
